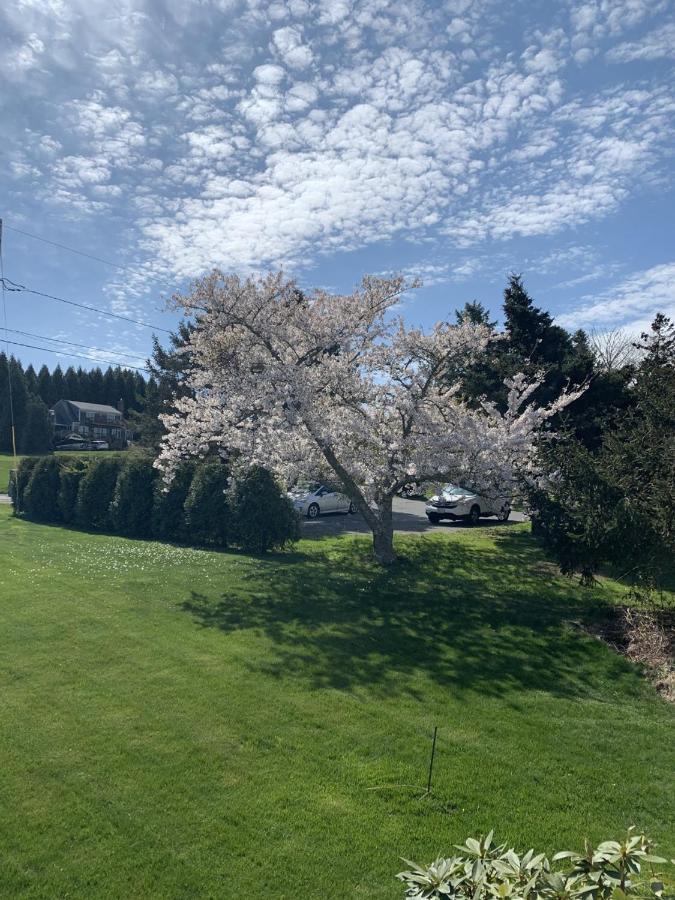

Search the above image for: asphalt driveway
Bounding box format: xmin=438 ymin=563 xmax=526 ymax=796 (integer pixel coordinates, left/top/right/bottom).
xmin=300 ymin=496 xmax=527 ymax=538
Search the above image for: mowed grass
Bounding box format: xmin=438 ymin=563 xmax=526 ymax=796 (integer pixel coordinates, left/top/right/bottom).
xmin=0 ymin=453 xmax=23 ymax=491
xmin=0 ymin=507 xmax=673 ymax=898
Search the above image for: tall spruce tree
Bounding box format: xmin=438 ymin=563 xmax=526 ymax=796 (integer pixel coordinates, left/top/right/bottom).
xmin=0 ymin=355 xmax=29 ymax=453
xmin=24 ymin=364 xmax=38 ymax=396
xmin=36 ymin=364 xmax=54 ymax=406
xmin=128 ymin=323 xmax=194 ymax=448
xmin=529 ymin=313 xmax=674 ymax=586
xmin=63 ymin=366 xmax=81 ymax=400
xmin=51 ymin=365 xmax=65 ymax=403
xmin=451 ymin=275 xmax=631 ymax=448
xmin=20 ymin=396 xmax=51 ymax=453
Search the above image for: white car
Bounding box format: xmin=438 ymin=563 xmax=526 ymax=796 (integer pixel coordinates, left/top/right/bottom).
xmin=425 ymin=484 xmax=511 ymax=525
xmin=288 ymin=482 xmax=356 ymax=519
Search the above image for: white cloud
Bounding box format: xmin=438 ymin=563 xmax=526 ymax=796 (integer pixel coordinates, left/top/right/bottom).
xmin=607 ymin=22 xmax=675 ymax=62
xmin=272 ymin=25 xmax=313 ymax=68
xmin=556 ymin=263 xmax=675 ymax=331
xmin=568 ymin=0 xmax=669 ymax=63
xmin=252 ymin=63 xmax=286 ymax=85
xmin=1 ymin=0 xmax=674 ymax=319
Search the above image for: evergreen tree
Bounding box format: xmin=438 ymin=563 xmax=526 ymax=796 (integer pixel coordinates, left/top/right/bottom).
xmin=151 ymin=460 xmax=195 ymax=542
xmin=63 ymin=366 xmax=81 ymax=400
xmin=451 ymin=275 xmax=628 ymax=449
xmin=57 ymin=459 xmax=88 ymax=524
xmin=451 ymin=302 xmax=503 ymax=405
xmin=102 ymin=367 xmax=122 ymax=408
xmin=129 ymin=323 xmax=195 ymax=448
xmin=76 ymin=456 xmax=123 ymax=531
xmin=455 ymin=300 xmax=496 ymax=329
xmin=24 ymin=364 xmax=38 ymax=396
xmin=130 ymin=371 xmax=147 ymax=411
xmin=51 ymin=365 xmax=65 ymax=403
xmin=110 ymin=455 xmax=156 ymax=538
xmin=0 ymin=355 xmax=29 ymax=453
xmin=183 ymin=460 xmax=230 ymax=546
xmin=529 ymin=313 xmax=675 ymax=587
xmin=76 ymin=367 xmax=88 ymax=397
xmin=87 ymin=367 xmax=105 ymax=404
xmin=19 ymin=395 xmax=52 ymax=453
xmin=501 ymin=274 xmax=583 ymax=405
xmin=23 ymin=456 xmax=61 ymax=523
xmin=36 ymin=364 xmax=54 ymax=406
xmin=231 ymin=466 xmax=299 ymax=553
xmin=9 ymin=456 xmax=39 ymax=512
xmin=120 ymin=369 xmax=138 ymax=413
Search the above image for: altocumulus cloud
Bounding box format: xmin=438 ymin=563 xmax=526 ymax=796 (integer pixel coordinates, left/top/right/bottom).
xmin=1 ymin=0 xmax=674 ymax=335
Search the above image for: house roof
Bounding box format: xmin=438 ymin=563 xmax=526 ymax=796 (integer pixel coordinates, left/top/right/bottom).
xmin=63 ymin=400 xmax=122 ymax=415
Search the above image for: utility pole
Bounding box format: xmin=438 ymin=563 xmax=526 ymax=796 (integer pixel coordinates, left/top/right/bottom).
xmin=0 ymin=218 xmax=18 ymax=462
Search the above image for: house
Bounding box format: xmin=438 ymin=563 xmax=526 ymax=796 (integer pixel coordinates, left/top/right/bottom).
xmin=51 ymin=400 xmax=127 ymax=447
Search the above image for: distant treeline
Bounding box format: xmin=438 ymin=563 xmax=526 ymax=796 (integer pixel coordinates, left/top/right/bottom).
xmin=0 ymin=356 xmax=155 ymax=453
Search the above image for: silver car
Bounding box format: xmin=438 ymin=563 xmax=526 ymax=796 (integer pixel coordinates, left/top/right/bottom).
xmin=288 ymin=482 xmax=356 ymax=519
xmin=425 ymin=484 xmax=511 ymax=525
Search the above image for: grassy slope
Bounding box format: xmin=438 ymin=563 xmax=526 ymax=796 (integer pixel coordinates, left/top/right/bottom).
xmin=0 ymin=508 xmax=673 ymax=899
xmin=0 ymin=453 xmax=23 ymax=491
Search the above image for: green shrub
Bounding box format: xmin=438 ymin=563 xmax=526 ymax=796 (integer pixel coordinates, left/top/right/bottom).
xmin=184 ymin=461 xmax=230 ymax=546
xmin=76 ymin=457 xmax=123 ymax=531
xmin=9 ymin=457 xmax=39 ymax=514
xmin=397 ymin=830 xmax=670 ymax=899
xmin=110 ymin=455 xmax=156 ymax=538
xmin=151 ymin=461 xmax=195 ymax=542
xmin=57 ymin=459 xmax=88 ymax=524
xmin=23 ymin=456 xmax=62 ymax=523
xmin=231 ymin=465 xmax=299 ymax=553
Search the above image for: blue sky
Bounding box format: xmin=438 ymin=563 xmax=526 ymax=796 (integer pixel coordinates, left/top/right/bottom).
xmin=1 ymin=0 xmax=674 ymax=374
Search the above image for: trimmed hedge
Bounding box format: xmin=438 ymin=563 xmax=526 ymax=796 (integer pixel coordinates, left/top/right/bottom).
xmin=232 ymin=465 xmax=299 ymax=553
xmin=110 ymin=456 xmax=155 ymax=538
xmin=23 ymin=457 xmax=62 ymax=522
xmin=76 ymin=456 xmax=124 ymax=531
xmin=13 ymin=454 xmax=299 ymax=554
xmin=151 ymin=461 xmax=195 ymax=543
xmin=57 ymin=460 xmax=88 ymax=525
xmin=10 ymin=457 xmax=39 ymax=514
xmin=184 ymin=461 xmax=231 ymax=547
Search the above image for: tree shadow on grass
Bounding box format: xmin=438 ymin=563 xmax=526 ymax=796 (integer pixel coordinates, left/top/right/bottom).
xmin=180 ymin=530 xmax=641 ymax=702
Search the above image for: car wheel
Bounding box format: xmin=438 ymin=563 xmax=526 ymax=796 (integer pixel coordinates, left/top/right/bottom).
xmin=348 ymin=501 xmax=356 ymax=514
xmin=307 ymin=502 xmax=320 ymax=519
xmin=427 ymin=513 xmax=440 ymax=524
xmin=497 ymin=505 xmax=511 ymax=522
xmin=469 ymin=505 xmax=480 ymax=525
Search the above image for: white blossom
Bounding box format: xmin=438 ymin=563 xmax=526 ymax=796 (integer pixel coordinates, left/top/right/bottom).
xmin=157 ymin=271 xmax=583 ymax=563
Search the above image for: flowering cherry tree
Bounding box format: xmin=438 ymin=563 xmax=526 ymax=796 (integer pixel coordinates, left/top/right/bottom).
xmin=157 ymin=271 xmax=581 ymax=565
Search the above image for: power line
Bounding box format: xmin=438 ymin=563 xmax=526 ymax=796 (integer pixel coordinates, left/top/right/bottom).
xmin=1 ymin=277 xmax=173 ymax=333
xmin=5 ymin=327 xmax=148 ymax=364
xmin=3 ymin=222 xmax=176 ymax=289
xmin=2 ymin=337 xmax=150 ymax=373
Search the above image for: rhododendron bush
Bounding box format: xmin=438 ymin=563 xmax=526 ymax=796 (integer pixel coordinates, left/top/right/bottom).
xmin=157 ymin=271 xmax=581 ymax=564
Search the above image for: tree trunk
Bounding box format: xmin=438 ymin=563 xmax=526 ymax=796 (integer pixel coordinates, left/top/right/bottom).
xmin=371 ymin=495 xmax=396 ymax=565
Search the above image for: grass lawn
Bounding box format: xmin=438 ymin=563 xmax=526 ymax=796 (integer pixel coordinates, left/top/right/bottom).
xmin=1 ymin=507 xmax=673 ymax=898
xmin=0 ymin=453 xmax=23 ymax=491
